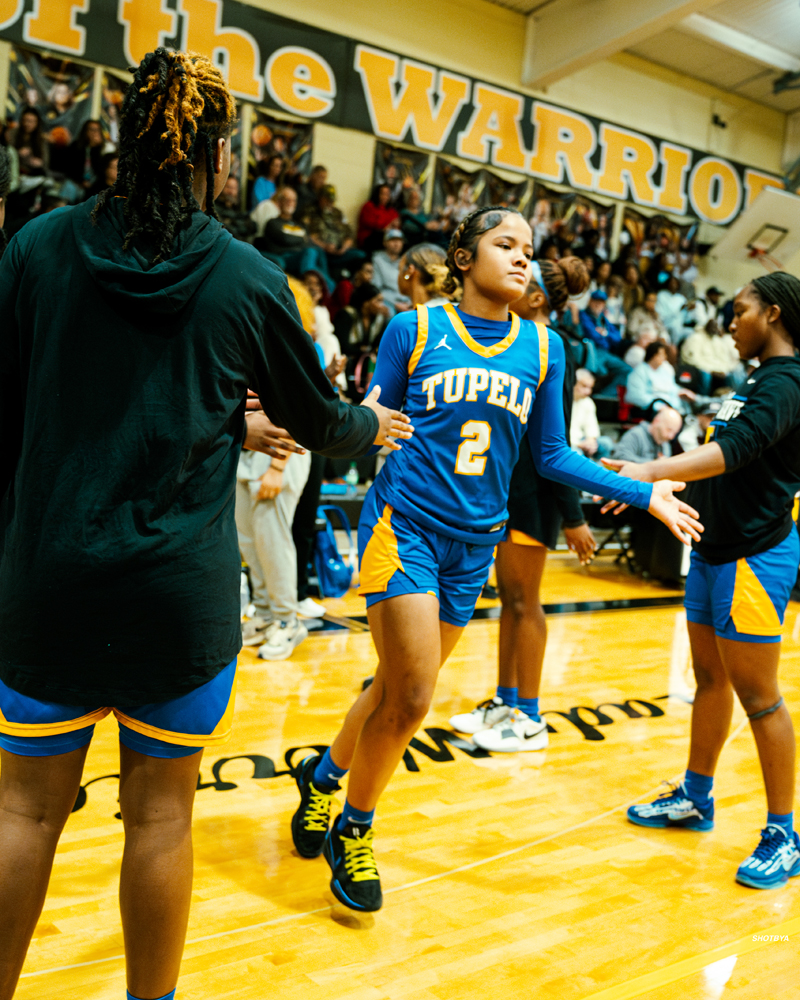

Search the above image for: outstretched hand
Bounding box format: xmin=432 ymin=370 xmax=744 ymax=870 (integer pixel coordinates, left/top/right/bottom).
xmin=598 ymin=457 xmax=655 ymax=514
xmin=361 ymin=384 xmax=414 ymax=452
xmin=647 ymin=480 xmax=703 ymax=545
xmin=244 ymin=411 xmax=305 ymax=458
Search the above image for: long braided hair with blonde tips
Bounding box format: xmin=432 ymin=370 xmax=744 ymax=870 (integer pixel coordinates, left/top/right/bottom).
xmin=93 ymin=48 xmax=237 ymax=262
xmin=442 ymin=205 xmax=522 ymax=296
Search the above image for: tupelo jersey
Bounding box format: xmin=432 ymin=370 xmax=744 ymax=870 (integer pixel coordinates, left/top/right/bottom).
xmin=369 ymin=303 xmax=652 ymax=544
xmin=688 ymin=355 xmax=800 ymax=564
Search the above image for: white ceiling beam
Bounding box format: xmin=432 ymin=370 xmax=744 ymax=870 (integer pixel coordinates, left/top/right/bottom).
xmin=523 ymin=0 xmax=726 ymax=89
xmin=679 ymin=13 xmax=800 ymax=73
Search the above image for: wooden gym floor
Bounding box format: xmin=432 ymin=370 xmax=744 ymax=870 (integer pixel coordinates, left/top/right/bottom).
xmin=13 ymin=554 xmax=800 ymax=1000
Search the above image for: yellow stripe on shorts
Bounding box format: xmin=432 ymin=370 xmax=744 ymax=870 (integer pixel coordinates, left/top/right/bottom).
xmin=730 ymin=559 xmax=783 ymax=637
xmin=0 ymin=705 xmax=111 ymax=738
xmin=358 ymin=503 xmax=405 ymax=595
xmin=113 ymin=671 xmax=238 ymax=749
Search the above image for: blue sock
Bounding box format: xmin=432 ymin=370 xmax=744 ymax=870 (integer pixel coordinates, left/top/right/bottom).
xmin=127 ymin=991 xmax=175 ymax=1000
xmin=496 ymin=685 xmax=517 ymax=709
xmin=338 ymin=800 xmax=375 ymax=829
xmin=517 ymin=696 xmax=540 ymax=722
xmin=767 ymin=811 xmax=794 ymax=837
xmin=313 ymin=747 xmax=348 ymax=791
xmin=684 ymin=769 xmax=713 ymax=804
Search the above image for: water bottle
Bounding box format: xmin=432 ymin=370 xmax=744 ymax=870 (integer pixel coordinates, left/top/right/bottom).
xmin=344 ymin=462 xmax=359 ymax=495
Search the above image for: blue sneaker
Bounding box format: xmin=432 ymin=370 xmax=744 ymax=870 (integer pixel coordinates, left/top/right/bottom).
xmin=627 ymin=781 xmax=714 ymax=831
xmin=736 ymin=825 xmax=800 ymax=889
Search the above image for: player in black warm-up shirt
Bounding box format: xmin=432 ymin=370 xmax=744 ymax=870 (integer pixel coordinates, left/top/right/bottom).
xmin=608 ymin=272 xmax=800 ymax=891
xmin=0 ymin=50 xmax=409 ymax=1000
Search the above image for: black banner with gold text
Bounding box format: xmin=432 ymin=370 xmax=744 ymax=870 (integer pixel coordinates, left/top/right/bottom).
xmin=0 ymin=0 xmax=786 ymax=224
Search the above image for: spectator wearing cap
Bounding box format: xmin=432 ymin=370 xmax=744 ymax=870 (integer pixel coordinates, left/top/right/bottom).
xmin=697 ymin=400 xmax=721 ymax=445
xmin=681 ymin=318 xmax=744 ymax=393
xmin=579 ymin=289 xmax=631 ymax=394
xmin=306 ymin=184 xmax=366 ymax=278
xmin=258 ymin=185 xmax=334 ymax=290
xmin=357 ymin=183 xmax=400 ymax=254
xmin=371 ymin=228 xmax=411 ymax=315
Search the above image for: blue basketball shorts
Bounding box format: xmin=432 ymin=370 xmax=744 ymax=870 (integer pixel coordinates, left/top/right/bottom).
xmin=684 ymin=530 xmax=800 ymax=644
xmin=0 ymin=659 xmax=238 ymax=758
xmin=357 ymin=488 xmax=494 ymax=628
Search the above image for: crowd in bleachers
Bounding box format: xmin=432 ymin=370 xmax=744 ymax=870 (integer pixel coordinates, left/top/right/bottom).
xmin=0 ymin=110 xmax=119 ymax=235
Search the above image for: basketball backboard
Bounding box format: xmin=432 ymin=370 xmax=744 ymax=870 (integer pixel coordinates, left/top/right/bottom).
xmin=711 ymin=187 xmax=800 ymax=270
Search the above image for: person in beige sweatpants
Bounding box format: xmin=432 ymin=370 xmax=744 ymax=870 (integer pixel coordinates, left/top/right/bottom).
xmin=235 ymin=446 xmax=312 ymax=660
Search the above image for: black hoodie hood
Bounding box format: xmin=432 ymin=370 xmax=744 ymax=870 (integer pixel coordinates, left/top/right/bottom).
xmin=71 ymin=197 xmax=233 ymax=315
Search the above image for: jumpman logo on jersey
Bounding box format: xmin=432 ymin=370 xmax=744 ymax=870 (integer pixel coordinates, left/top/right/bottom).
xmin=433 ymin=334 xmax=452 ymax=351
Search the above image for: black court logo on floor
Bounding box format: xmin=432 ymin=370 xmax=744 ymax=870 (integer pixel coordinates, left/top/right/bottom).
xmin=71 ymin=694 xmax=690 ymax=816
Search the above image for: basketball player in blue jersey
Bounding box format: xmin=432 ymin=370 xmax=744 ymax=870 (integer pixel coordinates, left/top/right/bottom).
xmin=612 ymin=272 xmax=800 ymax=890
xmin=291 ymin=207 xmax=703 ymax=912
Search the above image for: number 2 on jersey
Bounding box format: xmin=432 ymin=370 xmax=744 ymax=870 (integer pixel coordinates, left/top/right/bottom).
xmin=455 ymin=420 xmax=491 ymax=476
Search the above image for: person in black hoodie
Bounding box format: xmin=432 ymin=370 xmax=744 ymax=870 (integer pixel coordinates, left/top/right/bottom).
xmin=0 ymin=50 xmax=409 ymax=1000
xmin=611 ymin=272 xmax=800 ymax=892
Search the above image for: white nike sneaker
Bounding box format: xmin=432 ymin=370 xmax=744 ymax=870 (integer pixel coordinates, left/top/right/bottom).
xmin=449 ymin=696 xmax=512 ymax=735
xmin=297 ymin=597 xmax=327 ymax=618
xmin=242 ymin=616 xmax=273 ymax=647
xmin=257 ymin=620 xmax=308 ymax=661
xmin=473 ymin=710 xmax=549 ymax=752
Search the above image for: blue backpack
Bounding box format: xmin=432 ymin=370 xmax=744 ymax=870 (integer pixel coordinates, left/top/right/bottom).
xmin=314 ymin=504 xmax=355 ymax=598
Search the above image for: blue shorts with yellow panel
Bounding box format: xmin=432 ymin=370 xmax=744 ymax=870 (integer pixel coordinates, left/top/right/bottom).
xmin=684 ymin=530 xmax=800 ymax=643
xmin=357 ymin=487 xmax=494 ymax=628
xmin=0 ymin=659 xmax=237 ymax=758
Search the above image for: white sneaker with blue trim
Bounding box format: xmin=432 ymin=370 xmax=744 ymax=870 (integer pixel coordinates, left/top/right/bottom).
xmin=736 ymin=825 xmax=800 ymax=889
xmin=627 ymin=781 xmax=714 ymax=831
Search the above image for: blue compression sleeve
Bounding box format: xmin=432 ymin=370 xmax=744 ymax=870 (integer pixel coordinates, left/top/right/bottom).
xmin=364 ymin=312 xmax=416 ymax=454
xmin=528 ymin=335 xmax=653 ymax=509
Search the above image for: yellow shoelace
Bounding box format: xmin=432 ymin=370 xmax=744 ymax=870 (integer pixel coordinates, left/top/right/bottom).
xmin=342 ymin=828 xmax=380 ymax=882
xmin=304 ymin=784 xmax=334 ymax=832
